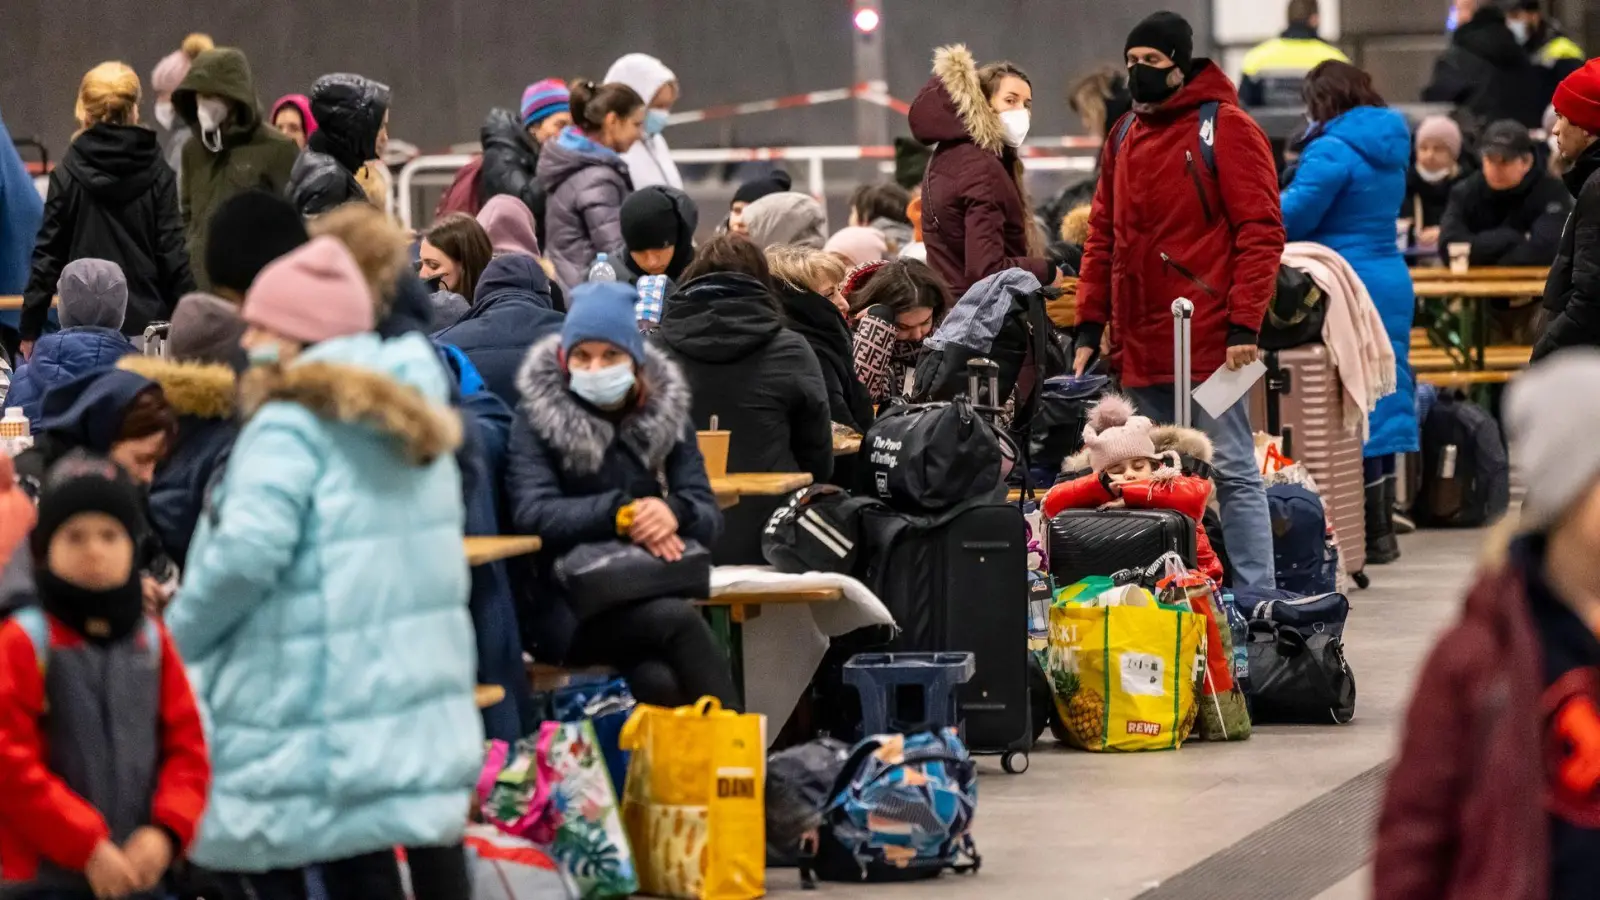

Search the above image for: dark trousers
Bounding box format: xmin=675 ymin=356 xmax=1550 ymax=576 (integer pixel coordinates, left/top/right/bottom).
xmin=205 ymin=844 xmax=468 ymax=900
xmin=1363 ymin=453 xmax=1397 ymax=484
xmin=566 ymin=596 xmax=740 ymax=709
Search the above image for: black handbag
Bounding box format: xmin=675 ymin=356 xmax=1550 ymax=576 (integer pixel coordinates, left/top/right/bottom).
xmin=1245 ymin=621 xmax=1356 ymax=724
xmin=1047 ymin=508 xmax=1197 ymax=587
xmin=1257 ymin=265 xmax=1327 ymax=351
xmin=857 ymin=397 xmax=1006 ymax=513
xmin=554 ymin=540 xmax=712 ymax=621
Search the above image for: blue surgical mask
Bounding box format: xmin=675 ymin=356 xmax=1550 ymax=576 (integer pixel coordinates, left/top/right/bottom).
xmin=570 ymin=361 xmax=637 ymax=407
xmin=643 ymin=109 xmax=670 ymax=137
xmin=247 ymin=342 xmax=281 ymax=367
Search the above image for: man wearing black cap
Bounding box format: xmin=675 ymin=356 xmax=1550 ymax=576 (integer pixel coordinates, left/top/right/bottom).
xmin=1075 ymin=10 xmax=1284 ymax=590
xmin=1440 ymin=119 xmax=1572 ymax=267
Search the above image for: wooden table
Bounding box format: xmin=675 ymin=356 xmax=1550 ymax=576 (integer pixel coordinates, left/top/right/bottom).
xmin=709 ymin=472 xmax=813 ymax=510
xmin=1412 ymin=278 xmax=1546 ymax=375
xmin=697 ymin=586 xmax=844 ymax=696
xmin=475 ymin=684 xmax=506 ymax=709
xmin=833 ymin=434 xmax=862 ymax=456
xmin=464 ymin=535 xmax=542 ymax=566
xmin=1410 ymin=266 xmax=1547 ymax=282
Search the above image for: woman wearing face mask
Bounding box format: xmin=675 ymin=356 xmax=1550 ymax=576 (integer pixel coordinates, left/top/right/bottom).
xmin=845 ymin=258 xmax=951 ymax=404
xmin=287 ymin=73 xmax=392 ymax=216
xmin=907 ymin=46 xmax=1056 ymax=302
xmin=149 ymin=32 xmax=212 ymax=183
xmin=419 ymin=212 xmax=493 ymax=328
xmin=270 ymin=93 xmax=318 ymax=150
xmin=20 ymin=62 xmax=196 ymax=356
xmin=537 ymin=80 xmax=645 ymax=287
xmin=171 ymin=46 xmax=300 ymax=290
xmin=603 ymin=53 xmax=683 ymax=190
xmin=506 ymin=280 xmax=736 ymax=708
xmin=1401 ymin=115 xmax=1469 ymax=250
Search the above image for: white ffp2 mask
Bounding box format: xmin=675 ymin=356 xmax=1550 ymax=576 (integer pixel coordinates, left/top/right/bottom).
xmin=196 ymin=97 xmax=229 ymax=152
xmin=999 ymin=109 xmax=1031 ymax=148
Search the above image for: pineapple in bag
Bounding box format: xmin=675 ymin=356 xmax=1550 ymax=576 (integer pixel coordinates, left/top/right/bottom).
xmin=1047 ymin=616 xmax=1108 ymax=750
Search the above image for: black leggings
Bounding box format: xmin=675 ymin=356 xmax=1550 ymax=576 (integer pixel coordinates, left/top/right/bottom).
xmin=205 ymin=844 xmax=468 ymax=900
xmin=566 ymin=597 xmax=740 ymax=709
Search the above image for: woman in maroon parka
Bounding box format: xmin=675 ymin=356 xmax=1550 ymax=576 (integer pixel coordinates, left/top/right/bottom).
xmin=907 ymin=45 xmax=1056 ymax=303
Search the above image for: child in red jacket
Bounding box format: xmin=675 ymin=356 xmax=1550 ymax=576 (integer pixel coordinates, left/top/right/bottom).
xmin=1041 ymin=394 xmax=1224 ymax=584
xmin=0 ymin=452 xmax=209 ymax=899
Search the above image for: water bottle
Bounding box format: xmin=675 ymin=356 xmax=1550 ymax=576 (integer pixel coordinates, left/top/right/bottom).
xmin=1222 ymin=591 xmax=1250 ymax=692
xmin=0 ymin=407 xmax=30 ymax=457
xmin=587 ymin=252 xmax=617 ymax=282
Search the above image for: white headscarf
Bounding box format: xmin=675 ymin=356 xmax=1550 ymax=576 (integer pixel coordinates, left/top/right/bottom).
xmin=603 ymin=53 xmax=684 ymax=190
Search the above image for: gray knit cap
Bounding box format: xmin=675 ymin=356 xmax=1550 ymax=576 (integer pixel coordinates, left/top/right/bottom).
xmin=743 ymin=192 xmax=829 ymax=251
xmin=168 ymin=293 xmax=247 ymax=366
xmin=57 ymin=258 xmax=127 ymax=330
xmin=1507 ymin=349 xmax=1600 ymax=530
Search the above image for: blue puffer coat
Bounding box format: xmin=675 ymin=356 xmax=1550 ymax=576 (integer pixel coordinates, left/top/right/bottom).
xmin=1281 ymin=105 xmax=1418 ymax=457
xmin=4 ymin=326 xmax=134 ymax=421
xmin=505 ymin=335 xmax=721 ymax=661
xmin=0 ymin=109 xmax=43 ymax=334
xmin=167 ymin=332 xmax=480 ymax=872
xmin=433 ymin=255 xmax=565 ymax=410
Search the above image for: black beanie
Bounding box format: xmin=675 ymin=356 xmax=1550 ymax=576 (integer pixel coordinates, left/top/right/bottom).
xmin=1126 ymin=11 xmax=1195 ymax=73
xmin=732 ymin=169 xmax=793 ymax=206
xmin=205 ymin=189 xmax=310 ymax=295
xmin=622 ymin=186 xmax=686 ymax=250
xmin=30 ymin=452 xmax=145 ymax=563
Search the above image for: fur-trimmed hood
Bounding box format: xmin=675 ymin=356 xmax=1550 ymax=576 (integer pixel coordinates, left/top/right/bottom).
xmin=908 ymin=45 xmax=1005 ymax=155
xmin=1063 ymin=423 xmax=1213 ymax=474
xmin=514 ymin=334 xmax=693 ymax=478
xmin=118 ymin=355 xmax=237 ymax=420
xmin=238 ymin=334 xmax=462 ymax=466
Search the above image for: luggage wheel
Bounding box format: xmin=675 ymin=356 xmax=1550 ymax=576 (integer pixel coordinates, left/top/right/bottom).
xmin=1001 ymin=750 xmax=1029 ymax=774
xmin=1351 ymin=570 xmax=1370 ymax=590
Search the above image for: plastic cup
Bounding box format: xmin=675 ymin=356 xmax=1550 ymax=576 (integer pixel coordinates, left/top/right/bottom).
xmin=1448 ymin=242 xmax=1472 ymax=274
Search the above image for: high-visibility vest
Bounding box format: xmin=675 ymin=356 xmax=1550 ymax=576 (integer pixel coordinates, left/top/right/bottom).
xmin=1240 ymin=38 xmax=1350 ymax=107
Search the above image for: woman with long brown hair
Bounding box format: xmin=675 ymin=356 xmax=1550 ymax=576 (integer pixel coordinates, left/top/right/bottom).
xmin=1281 ymin=59 xmax=1416 ymax=564
xmin=419 ymin=212 xmax=493 ymax=328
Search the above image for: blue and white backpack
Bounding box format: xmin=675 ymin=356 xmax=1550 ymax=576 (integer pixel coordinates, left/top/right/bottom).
xmin=801 ymin=728 xmax=980 ymax=885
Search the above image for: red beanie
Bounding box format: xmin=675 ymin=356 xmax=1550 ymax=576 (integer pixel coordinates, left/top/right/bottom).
xmin=1555 ymin=59 xmax=1600 ymax=136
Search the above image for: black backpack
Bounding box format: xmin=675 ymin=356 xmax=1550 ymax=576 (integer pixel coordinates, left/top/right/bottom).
xmin=856 ymin=398 xmax=1009 ymax=514
xmin=1416 ymin=391 xmax=1511 ymax=528
xmin=762 ymin=485 xmax=883 ymax=575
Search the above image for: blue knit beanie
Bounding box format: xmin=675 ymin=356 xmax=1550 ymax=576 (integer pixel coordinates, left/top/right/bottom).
xmin=522 ymin=78 xmax=572 ymax=128
xmin=563 ymin=281 xmax=646 ymax=363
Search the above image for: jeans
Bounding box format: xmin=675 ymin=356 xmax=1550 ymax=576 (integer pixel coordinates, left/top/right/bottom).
xmin=204 ymin=844 xmax=468 ymax=900
xmin=1129 ymin=386 xmax=1277 ymax=589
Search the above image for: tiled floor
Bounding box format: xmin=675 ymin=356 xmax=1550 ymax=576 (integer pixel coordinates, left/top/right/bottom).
xmin=773 ymin=528 xmax=1482 ymax=899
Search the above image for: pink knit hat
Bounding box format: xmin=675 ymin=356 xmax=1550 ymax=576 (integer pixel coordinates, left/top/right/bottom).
xmin=476 ymin=195 xmax=540 ymax=258
xmin=243 ymin=236 xmax=375 ymax=345
xmin=824 ymin=226 xmax=889 ymax=267
xmin=1082 ymin=395 xmax=1159 ymax=473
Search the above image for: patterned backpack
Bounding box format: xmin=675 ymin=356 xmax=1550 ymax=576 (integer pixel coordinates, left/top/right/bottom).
xmin=801 ymin=729 xmax=980 ymax=885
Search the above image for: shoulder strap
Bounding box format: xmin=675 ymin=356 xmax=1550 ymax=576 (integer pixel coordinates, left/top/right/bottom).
xmin=12 ymin=607 xmax=50 ymax=674
xmin=1110 ymin=113 xmax=1136 ymax=156
xmin=1196 ymin=101 xmax=1219 ymax=176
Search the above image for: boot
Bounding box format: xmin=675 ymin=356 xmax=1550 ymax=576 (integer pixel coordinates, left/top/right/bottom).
xmin=1365 ymin=476 xmax=1401 ymax=565
xmin=1389 ymin=476 xmax=1417 ymax=535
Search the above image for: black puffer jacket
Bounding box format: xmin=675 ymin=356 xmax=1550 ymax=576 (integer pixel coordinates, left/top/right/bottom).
xmin=480 ymin=108 xmax=549 ymax=248
xmin=1533 ymin=143 xmax=1600 ymax=361
xmin=1438 ymin=166 xmax=1573 ymax=267
xmin=1421 ymin=8 xmax=1549 ymax=129
xmin=287 ymin=73 xmax=390 ymax=216
xmin=775 ymin=283 xmax=873 ymax=435
xmin=22 ymin=123 xmax=195 ymax=340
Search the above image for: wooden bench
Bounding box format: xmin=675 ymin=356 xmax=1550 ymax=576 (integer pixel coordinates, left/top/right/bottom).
xmin=475 ymin=684 xmax=507 ymax=709
xmin=1410 ymin=345 xmax=1531 ymax=372
xmin=1411 ymin=266 xmax=1547 ymax=282
xmin=710 ymin=472 xmax=813 ymax=510
xmin=464 ymin=535 xmax=543 ymax=566
xmin=1418 ymin=369 xmax=1515 ymax=388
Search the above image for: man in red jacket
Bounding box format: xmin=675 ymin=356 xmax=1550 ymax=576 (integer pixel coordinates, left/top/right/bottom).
xmin=1074 ymin=11 xmax=1285 ymax=589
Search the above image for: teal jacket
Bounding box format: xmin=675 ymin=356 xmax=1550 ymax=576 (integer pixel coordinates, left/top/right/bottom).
xmin=167 ymin=332 xmax=480 ymax=872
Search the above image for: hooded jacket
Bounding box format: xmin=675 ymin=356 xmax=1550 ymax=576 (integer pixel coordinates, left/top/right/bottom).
xmin=1438 ymin=164 xmax=1572 ymax=268
xmin=604 ymin=54 xmax=683 ymax=190
xmin=908 ymin=45 xmax=1054 ymax=301
xmin=1281 ymin=106 xmax=1418 ymax=457
xmin=14 ymin=368 xmax=157 ymax=488
xmin=167 ymin=332 xmax=479 ymax=872
xmin=1533 ymin=142 xmax=1600 ymax=360
xmin=287 ymin=74 xmax=391 ymax=217
xmin=116 ymin=355 xmax=238 ymax=565
xmin=776 ymin=282 xmax=874 ymax=435
xmin=479 ymin=108 xmax=550 ymax=247
xmin=432 ymin=255 xmax=565 ymax=410
xmin=537 ymin=128 xmax=634 ymax=287
xmin=1077 ymin=60 xmax=1285 ymax=388
xmin=21 ymin=124 xmax=195 ymax=340
xmin=0 ymin=110 xmax=44 ymax=334
xmin=505 ymin=336 xmax=720 ymax=659
xmin=1422 ymin=7 xmax=1550 ymax=129
xmin=4 ymin=326 xmax=136 ymax=421
xmin=173 ymin=49 xmax=301 ymax=289
xmin=618 ymin=185 xmax=698 ymax=283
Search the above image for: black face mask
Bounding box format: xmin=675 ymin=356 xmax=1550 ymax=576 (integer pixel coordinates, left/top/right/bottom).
xmin=423 ymin=274 xmax=447 ymax=294
xmin=36 ymin=568 xmax=144 ymax=646
xmin=1128 ymin=63 xmax=1182 ymax=105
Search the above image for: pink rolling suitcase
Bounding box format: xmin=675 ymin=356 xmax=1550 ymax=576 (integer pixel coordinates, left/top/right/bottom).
xmin=1249 ymin=345 xmax=1369 ymax=588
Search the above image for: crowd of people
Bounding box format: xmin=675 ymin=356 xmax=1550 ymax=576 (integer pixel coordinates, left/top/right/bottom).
xmin=2 ymin=3 xmax=1600 ymax=898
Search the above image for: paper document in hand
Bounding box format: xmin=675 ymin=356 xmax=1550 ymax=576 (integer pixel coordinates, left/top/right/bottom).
xmin=1192 ymin=359 xmax=1267 ymax=420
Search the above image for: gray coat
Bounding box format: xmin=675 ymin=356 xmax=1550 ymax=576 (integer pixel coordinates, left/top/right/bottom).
xmin=536 ymin=131 xmax=633 ymax=287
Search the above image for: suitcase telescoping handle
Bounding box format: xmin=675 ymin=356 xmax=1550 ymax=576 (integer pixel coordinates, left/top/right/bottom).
xmin=1171 ymin=297 xmax=1193 ymax=429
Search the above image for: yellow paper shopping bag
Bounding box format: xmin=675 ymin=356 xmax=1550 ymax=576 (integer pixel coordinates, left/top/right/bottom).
xmin=619 ymin=697 xmax=767 ymax=899
xmin=1048 ymin=602 xmax=1205 ymax=751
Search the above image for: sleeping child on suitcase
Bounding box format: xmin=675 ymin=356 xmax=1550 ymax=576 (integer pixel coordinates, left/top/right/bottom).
xmin=1040 ymin=395 xmax=1225 ymax=584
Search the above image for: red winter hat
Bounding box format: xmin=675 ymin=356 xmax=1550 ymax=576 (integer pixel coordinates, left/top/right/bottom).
xmin=1555 ymin=59 xmax=1600 ymax=136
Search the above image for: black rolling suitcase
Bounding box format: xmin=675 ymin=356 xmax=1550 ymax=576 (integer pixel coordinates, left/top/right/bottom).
xmin=856 ymin=501 xmax=1033 ymax=774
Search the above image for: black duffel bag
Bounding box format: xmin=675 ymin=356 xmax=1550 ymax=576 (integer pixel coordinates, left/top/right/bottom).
xmin=857 ymin=397 xmax=1008 ymax=513
xmin=762 ymin=485 xmax=884 ymax=574
xmin=554 ymin=539 xmax=713 ymax=620
xmin=1257 ymin=265 xmax=1327 ymax=351
xmin=1246 ymin=620 xmax=1356 ymax=724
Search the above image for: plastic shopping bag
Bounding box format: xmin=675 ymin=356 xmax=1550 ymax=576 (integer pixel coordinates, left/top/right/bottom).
xmin=1047 ymin=601 xmax=1204 ymax=751
xmin=1158 ymin=571 xmax=1252 ymax=742
xmin=619 ymin=697 xmax=767 ymax=900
